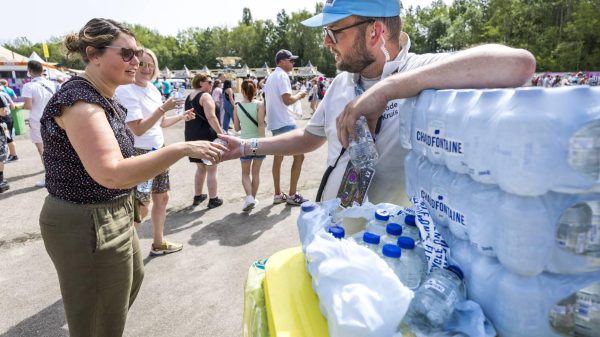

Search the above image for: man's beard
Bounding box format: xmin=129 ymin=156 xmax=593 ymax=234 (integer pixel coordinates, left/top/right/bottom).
xmin=334 ymin=34 xmax=376 ymax=73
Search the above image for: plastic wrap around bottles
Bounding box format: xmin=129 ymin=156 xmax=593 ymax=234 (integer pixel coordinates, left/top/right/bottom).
xmin=407 ymin=86 xmax=600 ymax=196
xmin=447 ymin=234 xmax=600 ymax=337
xmin=406 ymin=152 xmax=600 ymax=276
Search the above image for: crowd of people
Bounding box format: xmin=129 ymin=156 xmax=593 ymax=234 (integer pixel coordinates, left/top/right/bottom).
xmin=0 ymin=0 xmax=541 ymax=334
xmin=531 ymin=71 xmax=599 ymax=87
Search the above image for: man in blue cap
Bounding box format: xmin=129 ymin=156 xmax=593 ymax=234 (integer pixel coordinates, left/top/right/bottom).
xmin=222 ymin=0 xmax=535 ymax=209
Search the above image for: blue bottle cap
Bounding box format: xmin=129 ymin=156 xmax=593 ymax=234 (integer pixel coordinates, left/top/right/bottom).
xmin=397 ymin=236 xmax=415 ymax=249
xmin=382 ymin=244 xmax=401 ymax=258
xmin=363 ymin=232 xmax=381 ymax=245
xmin=404 ymin=214 xmax=416 ymax=226
xmin=386 ymin=223 xmax=403 ymax=236
xmin=375 ymin=209 xmax=390 ymax=221
xmin=446 ymin=265 xmax=464 ymax=280
xmin=301 ymin=201 xmax=316 ymax=212
xmin=327 ymin=226 xmax=345 ymax=239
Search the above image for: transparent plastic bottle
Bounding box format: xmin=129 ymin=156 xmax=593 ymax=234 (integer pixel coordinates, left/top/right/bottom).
xmin=202 ymin=138 xmax=228 ymax=166
xmin=397 ymin=236 xmax=425 ymax=290
xmin=402 ymin=214 xmax=421 ymax=245
xmin=174 ymin=86 xmax=187 ymax=115
xmin=136 ymin=147 xmax=157 ymax=194
xmin=568 ymin=120 xmax=600 ymax=181
xmin=587 ymin=201 xmax=600 ymax=253
xmin=549 ymin=294 xmax=576 ymax=336
xmin=356 ymin=232 xmax=382 ymax=256
xmin=381 ymin=244 xmax=402 ymax=280
xmin=381 ymin=223 xmax=403 ymax=245
xmin=574 ymin=283 xmax=600 ymax=337
xmin=405 ymin=265 xmax=465 ymax=333
xmin=327 ymin=226 xmax=345 ymax=240
xmin=348 ymin=116 xmax=378 ymax=169
xmin=366 ymin=209 xmax=390 ymax=236
xmin=556 ymin=203 xmax=593 ymax=255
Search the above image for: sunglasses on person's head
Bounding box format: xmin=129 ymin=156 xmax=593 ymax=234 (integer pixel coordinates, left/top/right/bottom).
xmin=139 ymin=61 xmax=155 ymax=69
xmin=103 ymin=45 xmax=144 ymax=62
xmin=323 ymin=19 xmax=375 ymax=44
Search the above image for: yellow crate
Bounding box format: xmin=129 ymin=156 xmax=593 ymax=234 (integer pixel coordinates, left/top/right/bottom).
xmin=264 ymin=247 xmax=329 ymax=337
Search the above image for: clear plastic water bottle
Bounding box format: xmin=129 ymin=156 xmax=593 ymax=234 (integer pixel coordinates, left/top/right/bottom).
xmin=174 ymin=87 xmax=186 ymax=115
xmin=568 ymin=120 xmax=600 ymax=181
xmin=549 ymin=294 xmax=576 ymax=335
xmin=381 ymin=244 xmax=402 ymax=279
xmin=348 ymin=116 xmax=378 ymax=169
xmin=202 ymin=138 xmax=228 ymax=166
xmin=402 ymin=214 xmax=421 ymax=245
xmin=397 ymin=236 xmax=425 ymax=290
xmin=356 ymin=232 xmax=381 ymax=256
xmin=136 ymin=147 xmax=157 ymax=193
xmin=365 ymin=209 xmax=390 ymax=236
xmin=327 ymin=226 xmax=345 ymax=240
xmin=381 ymin=223 xmax=402 ymax=245
xmin=574 ymin=283 xmax=600 ymax=336
xmin=587 ymin=201 xmax=600 ymax=253
xmin=556 ymin=203 xmax=592 ymax=254
xmin=404 ymin=265 xmax=465 ymax=333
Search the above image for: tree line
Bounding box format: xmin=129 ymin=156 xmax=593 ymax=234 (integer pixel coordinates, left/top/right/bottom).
xmin=4 ymin=0 xmax=598 ymax=77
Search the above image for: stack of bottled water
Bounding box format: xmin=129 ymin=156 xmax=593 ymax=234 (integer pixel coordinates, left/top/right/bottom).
xmin=348 ymin=116 xmax=378 ymax=169
xmin=402 ymin=87 xmax=600 ymax=336
xmin=365 ymin=209 xmax=390 ymax=236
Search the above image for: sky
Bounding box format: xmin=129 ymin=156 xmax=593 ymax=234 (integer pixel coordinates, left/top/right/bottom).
xmin=1 ymin=0 xmax=446 ymax=44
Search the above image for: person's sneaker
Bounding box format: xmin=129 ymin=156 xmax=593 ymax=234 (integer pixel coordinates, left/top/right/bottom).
xmin=286 ymin=193 xmax=308 ymax=206
xmin=242 ymin=196 xmax=256 ymax=212
xmin=273 ymin=193 xmax=288 ymax=205
xmin=207 ymin=197 xmax=223 ymax=209
xmin=5 ymin=155 xmax=18 ymax=163
xmin=150 ymin=241 xmax=183 ymax=256
xmin=193 ymin=194 xmax=208 ymax=206
xmin=35 ymin=179 xmax=46 ymax=188
xmin=0 ymin=180 xmax=9 ymax=193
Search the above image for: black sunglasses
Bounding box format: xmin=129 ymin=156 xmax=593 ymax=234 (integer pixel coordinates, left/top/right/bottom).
xmin=103 ymin=45 xmax=144 ymax=62
xmin=323 ymin=19 xmax=375 ymax=44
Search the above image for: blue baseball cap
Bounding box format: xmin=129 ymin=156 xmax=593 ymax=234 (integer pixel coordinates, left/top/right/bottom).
xmin=302 ymin=0 xmax=401 ymax=27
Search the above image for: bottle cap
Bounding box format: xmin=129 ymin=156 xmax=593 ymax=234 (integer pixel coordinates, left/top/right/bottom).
xmin=363 ymin=232 xmax=381 ymax=245
xmin=382 ymin=244 xmax=401 ymax=258
xmin=327 ymin=226 xmax=345 ymax=239
xmin=446 ymin=265 xmax=464 ymax=280
xmin=301 ymin=202 xmax=316 ymax=212
xmin=375 ymin=209 xmax=390 ymax=221
xmin=404 ymin=214 xmax=416 ymax=226
xmin=397 ymin=236 xmax=415 ymax=249
xmin=386 ymin=223 xmax=402 ymax=236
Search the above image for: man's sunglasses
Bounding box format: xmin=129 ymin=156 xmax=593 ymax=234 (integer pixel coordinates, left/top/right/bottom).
xmin=323 ymin=19 xmax=375 ymax=44
xmin=103 ymin=46 xmax=144 ymax=62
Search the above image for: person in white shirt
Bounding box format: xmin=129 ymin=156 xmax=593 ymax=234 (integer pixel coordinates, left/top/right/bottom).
xmin=116 ymin=49 xmax=195 ymax=256
xmin=22 ymin=60 xmax=56 ymax=187
xmin=263 ymin=49 xmax=309 ymax=206
xmin=220 ymin=0 xmax=535 ymax=214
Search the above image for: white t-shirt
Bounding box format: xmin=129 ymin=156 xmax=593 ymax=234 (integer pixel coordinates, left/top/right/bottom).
xmin=264 ymin=67 xmax=296 ymax=130
xmin=21 ymin=76 xmax=56 ymax=122
xmin=305 ymin=32 xmax=451 ymax=206
xmin=115 ymin=83 xmax=164 ymax=149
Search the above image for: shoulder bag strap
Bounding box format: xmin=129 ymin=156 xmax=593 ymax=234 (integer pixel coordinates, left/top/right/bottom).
xmin=236 ymin=102 xmax=258 ymax=127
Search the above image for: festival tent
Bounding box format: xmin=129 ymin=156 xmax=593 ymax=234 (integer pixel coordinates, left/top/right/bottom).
xmin=28 ymin=52 xmax=69 ymax=80
xmin=296 ymin=60 xmax=320 ymax=77
xmin=254 ymin=62 xmax=271 ymax=78
xmin=235 ymin=64 xmax=254 ymax=78
xmin=200 ymin=65 xmax=211 ymax=75
xmin=0 ymin=46 xmax=28 ymax=62
xmin=160 ymin=67 xmax=173 ymax=79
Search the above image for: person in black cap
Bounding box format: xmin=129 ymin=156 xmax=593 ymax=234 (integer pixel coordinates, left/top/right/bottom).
xmin=220 ymin=0 xmax=535 ymax=212
xmin=263 ymin=49 xmax=309 ymax=206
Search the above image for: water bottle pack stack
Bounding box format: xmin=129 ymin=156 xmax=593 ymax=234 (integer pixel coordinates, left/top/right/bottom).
xmin=402 ymin=86 xmax=600 ymax=337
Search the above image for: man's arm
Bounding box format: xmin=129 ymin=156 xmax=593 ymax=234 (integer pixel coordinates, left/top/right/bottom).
xmin=281 ymin=91 xmax=307 ymax=106
xmin=23 ymin=97 xmax=32 ymax=110
xmin=336 ymin=44 xmax=536 ymax=147
xmin=219 ymin=128 xmax=325 ymax=160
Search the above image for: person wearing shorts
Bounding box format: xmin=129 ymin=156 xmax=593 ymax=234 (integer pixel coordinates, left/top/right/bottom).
xmin=234 ymin=79 xmax=266 ymax=212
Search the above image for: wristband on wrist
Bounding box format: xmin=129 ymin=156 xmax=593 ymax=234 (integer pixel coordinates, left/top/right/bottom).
xmin=240 ymin=141 xmax=246 ymax=156
xmin=249 ymin=138 xmax=258 ymax=156
xmin=158 ymin=106 xmax=166 ymax=113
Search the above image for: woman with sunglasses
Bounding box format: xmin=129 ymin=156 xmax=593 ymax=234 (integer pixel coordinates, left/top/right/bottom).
xmin=116 ymin=48 xmax=195 ymax=256
xmin=38 ymin=18 xmax=225 ymax=337
xmin=185 ymin=73 xmax=225 ymax=208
